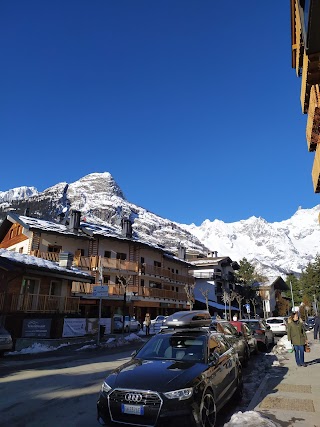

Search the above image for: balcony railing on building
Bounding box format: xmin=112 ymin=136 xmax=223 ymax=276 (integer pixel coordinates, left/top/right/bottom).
xmin=0 ymin=292 xmax=80 ymax=313
xmin=71 ymin=282 xmax=188 ymax=302
xmin=31 ymin=251 xmax=194 ymax=289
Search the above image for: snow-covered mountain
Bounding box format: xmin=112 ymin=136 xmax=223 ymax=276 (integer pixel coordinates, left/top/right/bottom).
xmin=181 ymin=206 xmax=320 ymax=279
xmin=1 ymin=172 xmax=319 ymax=279
xmin=0 ymin=173 xmax=208 ymax=255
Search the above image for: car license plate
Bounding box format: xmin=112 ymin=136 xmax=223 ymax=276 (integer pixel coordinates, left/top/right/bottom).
xmin=121 ymin=404 xmax=144 ymax=415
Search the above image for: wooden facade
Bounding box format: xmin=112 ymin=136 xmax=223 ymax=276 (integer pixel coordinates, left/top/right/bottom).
xmin=290 ymin=0 xmax=320 ymax=193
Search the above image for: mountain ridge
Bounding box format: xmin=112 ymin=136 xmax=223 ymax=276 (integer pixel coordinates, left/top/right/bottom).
xmin=1 ymin=172 xmax=319 ymax=279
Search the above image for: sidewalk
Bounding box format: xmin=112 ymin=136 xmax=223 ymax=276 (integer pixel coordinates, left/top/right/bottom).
xmin=248 ymin=334 xmax=320 ymax=427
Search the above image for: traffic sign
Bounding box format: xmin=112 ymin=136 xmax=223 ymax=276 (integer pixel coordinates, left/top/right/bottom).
xmin=93 ymin=285 xmax=109 ymax=297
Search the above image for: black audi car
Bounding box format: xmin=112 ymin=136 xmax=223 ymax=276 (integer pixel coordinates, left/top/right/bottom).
xmin=97 ymin=310 xmax=243 ymax=427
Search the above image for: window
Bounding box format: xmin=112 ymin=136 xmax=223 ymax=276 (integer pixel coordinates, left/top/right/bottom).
xmin=77 ymin=248 xmax=85 ymax=256
xmin=154 ymin=261 xmax=161 ymax=268
xmin=141 ymin=279 xmax=145 ymax=287
xmin=103 ymin=275 xmax=110 ymax=284
xmin=141 ymin=257 xmax=145 ymax=264
xmin=49 ymin=281 xmax=61 ymax=296
xmin=19 ymin=247 xmax=23 ymax=253
xmin=117 ymin=252 xmax=126 ymax=261
xmin=104 ymin=251 xmax=111 ymax=258
xmin=176 ymin=269 xmax=178 ymax=274
xmin=9 ymin=230 xmax=14 ymax=239
xmin=48 ymin=245 xmax=62 ymax=253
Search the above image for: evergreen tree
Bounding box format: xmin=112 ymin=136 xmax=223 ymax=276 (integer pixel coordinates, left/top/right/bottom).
xmin=299 ymin=254 xmax=320 ymax=311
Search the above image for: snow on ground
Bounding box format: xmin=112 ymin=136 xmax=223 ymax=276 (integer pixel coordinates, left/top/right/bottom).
xmin=223 ymin=410 xmax=281 ymax=426
xmin=5 ymin=333 xmax=144 ymax=355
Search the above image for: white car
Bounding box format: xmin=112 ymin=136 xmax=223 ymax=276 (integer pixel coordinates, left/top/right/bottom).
xmin=113 ymin=315 xmax=140 ymax=333
xmin=265 ymin=316 xmax=287 ymax=336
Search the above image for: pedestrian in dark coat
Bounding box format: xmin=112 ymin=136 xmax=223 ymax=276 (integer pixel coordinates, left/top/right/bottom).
xmin=314 ymin=314 xmax=320 ymax=340
xmin=287 ymin=312 xmax=308 ymax=367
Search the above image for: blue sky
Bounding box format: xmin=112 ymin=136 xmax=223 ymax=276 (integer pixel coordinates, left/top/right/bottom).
xmin=1 ymin=1 xmax=319 ymax=225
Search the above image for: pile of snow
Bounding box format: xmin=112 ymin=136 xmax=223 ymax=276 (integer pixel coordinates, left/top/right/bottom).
xmin=223 ymin=411 xmax=281 ymax=426
xmin=7 ymin=342 xmax=70 ymax=355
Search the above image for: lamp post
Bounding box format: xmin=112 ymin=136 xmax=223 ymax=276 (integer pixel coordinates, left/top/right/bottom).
xmin=289 ymin=279 xmax=295 ymax=312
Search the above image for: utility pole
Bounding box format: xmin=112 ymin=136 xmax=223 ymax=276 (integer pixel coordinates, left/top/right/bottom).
xmin=97 ymin=258 xmax=103 ymax=346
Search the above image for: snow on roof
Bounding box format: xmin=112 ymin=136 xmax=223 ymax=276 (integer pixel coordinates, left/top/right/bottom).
xmin=12 ymin=214 xmax=188 ymax=263
xmin=0 ymin=248 xmax=92 ymax=279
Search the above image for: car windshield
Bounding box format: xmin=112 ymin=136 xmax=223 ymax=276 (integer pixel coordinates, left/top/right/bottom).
xmin=136 ymin=334 xmax=206 ymax=362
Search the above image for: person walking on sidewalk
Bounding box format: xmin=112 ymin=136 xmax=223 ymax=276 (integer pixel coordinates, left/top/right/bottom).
xmin=144 ymin=313 xmax=151 ymax=336
xmin=287 ymin=311 xmax=308 ymax=367
xmin=314 ymin=314 xmax=320 ymax=341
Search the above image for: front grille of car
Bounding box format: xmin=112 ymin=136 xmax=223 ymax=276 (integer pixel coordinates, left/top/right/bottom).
xmin=108 ymin=388 xmax=162 ymax=426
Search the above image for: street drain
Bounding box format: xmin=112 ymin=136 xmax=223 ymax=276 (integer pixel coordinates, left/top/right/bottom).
xmin=275 ymin=384 xmax=311 ymax=393
xmin=260 ymin=396 xmax=315 ymax=412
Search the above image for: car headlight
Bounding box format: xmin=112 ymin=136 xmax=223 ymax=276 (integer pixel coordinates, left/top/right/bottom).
xmin=164 ymin=387 xmax=193 ymax=400
xmin=101 ymin=381 xmax=112 ymax=393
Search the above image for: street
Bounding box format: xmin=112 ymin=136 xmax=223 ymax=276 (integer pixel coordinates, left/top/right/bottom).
xmin=0 ymin=340 xmax=280 ymax=427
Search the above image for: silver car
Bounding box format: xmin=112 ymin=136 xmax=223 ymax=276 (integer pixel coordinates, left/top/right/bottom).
xmin=0 ymin=326 xmax=13 ymax=355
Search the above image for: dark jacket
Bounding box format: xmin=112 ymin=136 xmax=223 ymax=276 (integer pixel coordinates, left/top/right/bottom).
xmin=287 ymin=318 xmax=307 ymax=346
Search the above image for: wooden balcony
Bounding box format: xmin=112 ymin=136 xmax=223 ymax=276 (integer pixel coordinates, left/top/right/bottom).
xmin=312 ymin=146 xmax=320 ymax=193
xmin=0 ymin=293 xmax=80 ymax=313
xmin=30 ymin=251 xmax=194 ymax=286
xmin=107 ymin=285 xmax=188 ymax=302
xmin=141 ymin=264 xmax=195 ymax=285
xmin=306 ymin=85 xmax=320 ymax=152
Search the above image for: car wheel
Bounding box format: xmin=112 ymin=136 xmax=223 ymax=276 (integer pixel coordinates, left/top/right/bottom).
xmin=199 ymin=389 xmax=216 ymax=427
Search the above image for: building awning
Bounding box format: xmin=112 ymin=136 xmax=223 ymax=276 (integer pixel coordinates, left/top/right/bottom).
xmin=196 ymin=296 xmax=239 ymax=311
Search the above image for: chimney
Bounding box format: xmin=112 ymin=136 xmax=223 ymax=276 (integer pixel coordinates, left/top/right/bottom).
xmin=214 ymin=251 xmax=218 ymax=258
xmin=177 ymin=243 xmax=186 ymax=260
xmin=68 ymin=210 xmax=81 ymax=231
xmin=121 ymin=218 xmax=133 ymax=238
xmin=59 ymin=252 xmax=74 ymax=269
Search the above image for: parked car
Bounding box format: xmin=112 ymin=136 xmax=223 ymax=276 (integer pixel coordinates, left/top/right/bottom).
xmin=97 ymin=310 xmax=243 ymax=427
xmin=305 ymin=316 xmax=315 ymax=330
xmin=210 ymin=319 xmax=250 ymax=367
xmin=0 ymin=326 xmax=13 ymax=355
xmin=239 ymin=319 xmax=274 ymax=350
xmin=230 ymin=320 xmax=259 ymax=354
xmin=265 ymin=317 xmax=287 ymax=336
xmin=143 ymin=315 xmax=168 ymax=328
xmin=113 ymin=315 xmax=141 ymax=333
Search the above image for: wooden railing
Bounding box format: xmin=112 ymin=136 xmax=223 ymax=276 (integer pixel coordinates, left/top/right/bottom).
xmin=30 ymin=251 xmax=194 ymax=285
xmin=98 ymin=285 xmax=188 ymax=302
xmin=0 ymin=293 xmax=80 ymax=313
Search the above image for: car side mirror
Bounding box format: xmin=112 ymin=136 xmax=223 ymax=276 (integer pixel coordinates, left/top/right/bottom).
xmin=208 ymin=351 xmax=219 ymax=366
xmin=266 ymin=325 xmax=271 ymax=330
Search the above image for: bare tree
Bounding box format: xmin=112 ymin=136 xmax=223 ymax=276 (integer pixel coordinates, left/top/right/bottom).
xmin=235 ymin=293 xmax=244 ymax=319
xmin=199 ymin=288 xmax=210 ymax=312
xmin=184 ymin=283 xmax=195 ymax=311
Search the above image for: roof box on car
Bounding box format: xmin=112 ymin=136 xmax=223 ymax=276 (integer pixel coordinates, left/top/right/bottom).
xmin=163 ymin=310 xmax=211 ymax=328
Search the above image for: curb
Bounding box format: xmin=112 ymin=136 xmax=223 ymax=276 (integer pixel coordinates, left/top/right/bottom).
xmin=247 ymin=373 xmax=270 ymax=411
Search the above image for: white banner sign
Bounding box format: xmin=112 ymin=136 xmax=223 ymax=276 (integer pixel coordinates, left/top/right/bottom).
xmin=62 ymin=317 xmax=112 ymax=337
xmin=62 ymin=318 xmax=86 ymax=337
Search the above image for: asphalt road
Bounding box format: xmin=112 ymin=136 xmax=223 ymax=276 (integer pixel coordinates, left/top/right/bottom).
xmin=0 ymin=337 xmax=280 ymax=427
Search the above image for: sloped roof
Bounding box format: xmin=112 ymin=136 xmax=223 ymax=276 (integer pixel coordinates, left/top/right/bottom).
xmin=0 ymin=248 xmax=93 ymax=281
xmin=1 ymin=213 xmax=190 ymax=265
